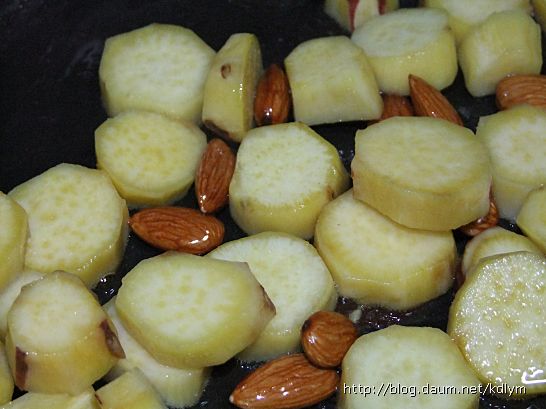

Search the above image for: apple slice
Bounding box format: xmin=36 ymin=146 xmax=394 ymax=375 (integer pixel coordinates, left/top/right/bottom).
xmin=8 ymin=163 xmax=128 ymax=287
xmin=424 ymin=0 xmax=532 ymax=43
xmin=324 ymin=0 xmax=400 ymax=31
xmin=315 ymin=190 xmax=456 ymax=310
xmin=103 ymin=299 xmax=209 ymax=408
xmin=517 ymin=187 xmax=546 ymax=253
xmin=95 ymin=111 xmax=207 ymax=207
xmin=462 ymin=226 xmax=541 ymax=276
xmin=0 ymin=192 xmax=27 ymax=291
xmin=351 ymin=8 xmax=457 ymax=95
xmin=208 ymin=232 xmax=337 ymax=361
xmin=458 ymin=10 xmax=541 ymax=97
xmin=0 ymin=389 xmax=99 ymax=409
xmin=0 ymin=271 xmax=43 ymax=339
xmin=448 ymin=252 xmax=546 ymax=397
xmin=202 ymin=33 xmax=263 ymax=142
xmin=340 ymin=325 xmax=480 ymax=409
xmin=229 ymin=122 xmax=349 ymax=239
xmin=0 ymin=341 xmax=13 ymax=406
xmin=352 ymin=117 xmax=491 ymax=231
xmin=96 ymin=370 xmax=166 ymax=409
xmin=5 ymin=271 xmax=124 ymax=395
xmin=116 ymin=252 xmax=275 ymax=368
xmin=99 ymin=24 xmax=215 ymax=123
xmin=284 ymin=36 xmax=383 ymax=125
xmin=476 ymin=105 xmax=546 ymax=220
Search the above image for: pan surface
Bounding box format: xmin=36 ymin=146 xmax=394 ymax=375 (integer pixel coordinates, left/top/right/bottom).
xmin=0 ymin=1 xmax=545 ymax=408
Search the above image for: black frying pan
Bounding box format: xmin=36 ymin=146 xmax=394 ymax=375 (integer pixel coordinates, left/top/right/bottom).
xmin=0 ymin=1 xmax=545 ymax=408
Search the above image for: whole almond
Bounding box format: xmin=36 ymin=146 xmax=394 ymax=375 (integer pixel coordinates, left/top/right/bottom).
xmin=459 ymin=192 xmax=499 ymax=236
xmin=230 ymin=353 xmax=339 ymax=409
xmin=409 ymin=74 xmax=463 ymax=126
xmin=254 ymin=64 xmax=291 ymax=126
xmin=301 ymin=311 xmax=358 ymax=368
xmin=371 ymin=94 xmax=414 ymax=124
xmin=454 ymin=261 xmax=465 ymax=291
xmin=496 ymin=74 xmax=546 ymax=110
xmin=195 ymin=138 xmax=236 ymax=213
xmin=348 ymin=0 xmax=359 ymax=31
xmin=100 ymin=319 xmax=125 ymax=359
xmin=349 ymin=0 xmax=388 ymax=31
xmin=129 ymin=207 xmax=224 ymax=255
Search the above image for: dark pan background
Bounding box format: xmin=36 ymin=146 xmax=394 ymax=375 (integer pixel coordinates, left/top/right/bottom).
xmin=1 ymin=1 xmax=545 ymax=408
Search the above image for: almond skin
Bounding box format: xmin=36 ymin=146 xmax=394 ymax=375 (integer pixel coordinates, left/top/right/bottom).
xmin=454 ymin=261 xmax=465 ymax=291
xmin=348 ymin=0 xmax=359 ymax=31
xmin=348 ymin=0 xmax=387 ymax=31
xmin=409 ymin=74 xmax=463 ymax=126
xmin=230 ymin=353 xmax=339 ymax=409
xmin=254 ymin=64 xmax=291 ymax=126
xmin=301 ymin=311 xmax=358 ymax=368
xmin=15 ymin=347 xmax=28 ymax=389
xmin=496 ymin=74 xmax=546 ymax=110
xmin=195 ymin=138 xmax=236 ymax=213
xmin=129 ymin=207 xmax=224 ymax=255
xmin=100 ymin=320 xmax=125 ymax=359
xmin=459 ymin=192 xmax=499 ymax=237
xmin=371 ymin=94 xmax=414 ymax=124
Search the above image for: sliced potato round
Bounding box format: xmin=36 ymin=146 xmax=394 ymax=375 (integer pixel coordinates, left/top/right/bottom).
xmin=462 ymin=226 xmax=542 ymax=275
xmin=8 ymin=164 xmax=128 ymax=287
xmin=103 ymin=300 xmax=209 ymax=408
xmin=448 ymin=252 xmax=546 ymax=397
xmin=0 ymin=341 xmax=13 ymax=406
xmin=351 ymin=8 xmax=457 ymax=95
xmin=0 ymin=389 xmax=99 ymax=409
xmin=458 ymin=10 xmax=541 ymax=97
xmin=208 ymin=232 xmax=336 ymax=361
xmin=284 ymin=36 xmax=382 ymax=125
xmin=0 ymin=271 xmax=43 ymax=339
xmin=340 ymin=325 xmax=480 ymax=409
xmin=476 ymin=105 xmax=546 ymax=220
xmin=202 ymin=33 xmax=262 ymax=142
xmin=229 ymin=122 xmax=349 ymax=239
xmin=424 ymin=0 xmax=532 ymax=43
xmin=0 ymin=192 xmax=27 ymax=291
xmin=99 ymin=24 xmax=215 ymax=123
xmin=315 ymin=190 xmax=455 ymax=310
xmin=5 ymin=272 xmax=123 ymax=395
xmin=115 ymin=252 xmax=275 ymax=368
xmin=517 ymin=187 xmax=546 ymax=253
xmin=95 ymin=111 xmax=207 ymax=207
xmin=352 ymin=117 xmax=491 ymax=231
xmin=96 ymin=369 xmax=166 ymax=409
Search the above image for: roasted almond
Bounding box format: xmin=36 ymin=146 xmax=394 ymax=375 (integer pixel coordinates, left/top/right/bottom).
xmin=100 ymin=319 xmax=125 ymax=359
xmin=195 ymin=138 xmax=236 ymax=213
xmin=371 ymin=94 xmax=414 ymax=124
xmin=349 ymin=0 xmax=388 ymax=31
xmin=409 ymin=74 xmax=463 ymax=126
xmin=459 ymin=192 xmax=499 ymax=237
xmin=129 ymin=207 xmax=224 ymax=255
xmin=496 ymin=74 xmax=546 ymax=110
xmin=454 ymin=261 xmax=465 ymax=292
xmin=348 ymin=0 xmax=359 ymax=31
xmin=301 ymin=311 xmax=358 ymax=368
xmin=254 ymin=64 xmax=291 ymax=126
xmin=230 ymin=353 xmax=339 ymax=409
